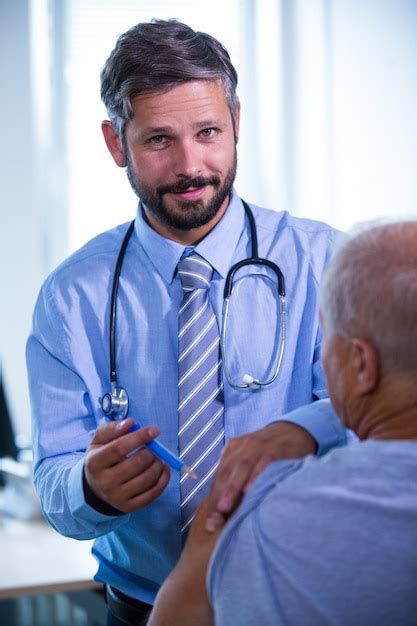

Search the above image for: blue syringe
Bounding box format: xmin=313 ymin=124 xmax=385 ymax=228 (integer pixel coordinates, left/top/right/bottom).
xmin=89 ymin=421 xmax=197 ymax=479
xmin=129 ymin=423 xmax=197 ymax=479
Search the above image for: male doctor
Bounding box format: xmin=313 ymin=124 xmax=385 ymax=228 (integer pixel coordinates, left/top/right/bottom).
xmin=27 ymin=19 xmax=344 ymax=626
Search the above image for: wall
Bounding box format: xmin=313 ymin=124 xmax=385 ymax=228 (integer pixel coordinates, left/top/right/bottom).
xmin=0 ymin=1 xmax=43 ymax=444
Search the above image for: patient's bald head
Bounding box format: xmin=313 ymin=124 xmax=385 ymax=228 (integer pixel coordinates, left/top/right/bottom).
xmin=321 ymin=221 xmax=417 ymax=375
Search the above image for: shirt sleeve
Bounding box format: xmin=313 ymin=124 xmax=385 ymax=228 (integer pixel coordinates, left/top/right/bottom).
xmin=34 ymin=452 xmax=131 ymax=538
xmin=275 ymin=398 xmax=348 ymax=456
xmin=26 ymin=286 xmax=131 ymax=539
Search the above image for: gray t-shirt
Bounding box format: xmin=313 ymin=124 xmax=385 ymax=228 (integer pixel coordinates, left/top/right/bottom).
xmin=208 ymin=440 xmax=417 ymax=626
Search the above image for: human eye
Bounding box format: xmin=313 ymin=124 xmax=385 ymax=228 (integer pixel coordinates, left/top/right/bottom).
xmin=149 ymin=135 xmax=167 ymax=145
xmin=199 ymin=128 xmax=217 ymax=139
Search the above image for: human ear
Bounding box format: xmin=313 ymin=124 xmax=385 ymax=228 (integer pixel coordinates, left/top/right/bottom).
xmin=350 ymin=338 xmax=380 ymax=394
xmin=101 ymin=120 xmax=126 ymax=167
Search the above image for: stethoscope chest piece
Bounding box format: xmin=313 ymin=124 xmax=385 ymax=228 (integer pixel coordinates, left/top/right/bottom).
xmin=100 ymin=384 xmax=129 ymax=420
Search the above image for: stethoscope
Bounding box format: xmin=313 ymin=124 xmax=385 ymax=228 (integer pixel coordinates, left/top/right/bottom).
xmin=101 ymin=200 xmax=286 ymax=421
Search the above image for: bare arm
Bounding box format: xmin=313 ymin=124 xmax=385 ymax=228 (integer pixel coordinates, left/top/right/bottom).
xmin=148 ymin=498 xmax=221 ymax=626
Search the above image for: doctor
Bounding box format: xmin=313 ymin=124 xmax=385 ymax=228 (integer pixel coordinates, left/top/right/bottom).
xmin=27 ymin=19 xmax=345 ymax=626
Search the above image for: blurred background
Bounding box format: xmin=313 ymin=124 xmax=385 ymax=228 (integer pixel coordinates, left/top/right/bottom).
xmin=1 ymin=0 xmax=416 ymax=452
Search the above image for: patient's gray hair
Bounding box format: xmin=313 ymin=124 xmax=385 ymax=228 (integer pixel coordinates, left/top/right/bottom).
xmin=320 ymin=221 xmax=417 ymax=373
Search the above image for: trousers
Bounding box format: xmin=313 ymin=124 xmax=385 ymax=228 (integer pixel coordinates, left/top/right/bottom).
xmin=105 ymin=585 xmax=152 ymax=625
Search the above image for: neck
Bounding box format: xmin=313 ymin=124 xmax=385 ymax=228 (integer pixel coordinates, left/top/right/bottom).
xmin=353 ymin=373 xmax=417 ymax=441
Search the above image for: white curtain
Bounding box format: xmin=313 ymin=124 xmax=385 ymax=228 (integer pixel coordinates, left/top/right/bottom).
xmin=61 ymin=0 xmax=417 ymax=245
xmin=236 ymin=0 xmax=417 ymax=230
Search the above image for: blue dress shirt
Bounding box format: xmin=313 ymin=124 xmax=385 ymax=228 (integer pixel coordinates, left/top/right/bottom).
xmin=26 ymin=190 xmax=346 ymax=603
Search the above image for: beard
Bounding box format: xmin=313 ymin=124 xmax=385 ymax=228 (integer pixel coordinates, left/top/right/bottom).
xmin=125 ymin=149 xmax=237 ymax=231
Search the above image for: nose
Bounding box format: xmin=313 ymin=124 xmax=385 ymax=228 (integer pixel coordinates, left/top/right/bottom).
xmin=173 ymin=140 xmax=202 ymax=179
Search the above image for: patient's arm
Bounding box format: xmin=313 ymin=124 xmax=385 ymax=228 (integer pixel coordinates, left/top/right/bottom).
xmin=148 ymin=498 xmax=221 ymax=626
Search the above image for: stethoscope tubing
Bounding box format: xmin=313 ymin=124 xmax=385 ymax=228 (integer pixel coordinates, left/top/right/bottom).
xmin=109 ymin=220 xmax=135 ymax=385
xmin=102 ymin=199 xmax=286 ymax=418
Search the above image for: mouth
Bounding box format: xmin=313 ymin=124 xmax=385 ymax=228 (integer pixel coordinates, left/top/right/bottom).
xmin=170 ymin=186 xmax=207 ymax=201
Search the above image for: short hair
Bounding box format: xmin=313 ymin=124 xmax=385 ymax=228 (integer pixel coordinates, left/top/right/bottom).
xmin=100 ymin=19 xmax=239 ymax=137
xmin=320 ymin=221 xmax=417 ymax=373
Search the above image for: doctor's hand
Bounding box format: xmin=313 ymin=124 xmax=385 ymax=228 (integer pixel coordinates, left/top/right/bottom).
xmin=83 ymin=418 xmax=170 ymax=514
xmin=205 ymin=421 xmax=316 ymax=532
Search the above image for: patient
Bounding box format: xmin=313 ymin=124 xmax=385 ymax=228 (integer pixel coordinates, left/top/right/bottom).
xmin=148 ymin=221 xmax=417 ymax=626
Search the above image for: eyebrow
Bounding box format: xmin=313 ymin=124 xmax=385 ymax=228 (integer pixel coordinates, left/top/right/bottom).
xmin=194 ymin=120 xmax=228 ymax=129
xmin=142 ymin=126 xmax=173 ymax=136
xmin=141 ymin=120 xmax=228 ymax=136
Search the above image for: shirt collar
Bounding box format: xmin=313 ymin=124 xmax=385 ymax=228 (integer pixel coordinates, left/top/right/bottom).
xmin=134 ymin=189 xmax=246 ymax=283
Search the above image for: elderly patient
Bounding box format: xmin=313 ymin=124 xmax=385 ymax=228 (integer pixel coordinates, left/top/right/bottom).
xmin=148 ymin=221 xmax=417 ymax=626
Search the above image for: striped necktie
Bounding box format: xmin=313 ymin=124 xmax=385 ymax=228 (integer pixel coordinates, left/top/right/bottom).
xmin=177 ymin=252 xmax=225 ymax=534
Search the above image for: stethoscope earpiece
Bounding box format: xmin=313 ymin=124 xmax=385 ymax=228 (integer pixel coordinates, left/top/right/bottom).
xmin=242 ymin=373 xmax=262 ymax=389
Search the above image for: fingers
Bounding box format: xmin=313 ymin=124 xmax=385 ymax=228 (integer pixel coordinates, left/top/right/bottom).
xmin=90 ymin=417 xmax=135 ymax=444
xmin=86 ymin=420 xmax=163 ymax=488
xmin=242 ymin=458 xmax=271 ymax=494
xmin=123 ymin=464 xmax=171 ymax=511
xmin=215 ymin=459 xmax=251 ymax=513
xmin=215 ymin=439 xmax=254 ymax=508
xmin=85 ymin=447 xmax=170 ymax=513
xmin=91 ymin=419 xmax=160 ymax=453
xmin=205 ymin=511 xmax=225 ymax=534
xmin=204 ymin=439 xmax=251 ymax=532
xmin=88 ymin=420 xmax=161 ymax=469
xmin=108 ymin=461 xmax=171 ymax=512
xmin=92 ymin=445 xmax=158 ymax=491
xmin=84 ymin=419 xmax=169 ymax=513
xmin=183 ymin=497 xmax=222 ymax=553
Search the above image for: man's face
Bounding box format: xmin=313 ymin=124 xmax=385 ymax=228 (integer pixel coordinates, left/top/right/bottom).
xmin=121 ymin=80 xmax=239 ymax=242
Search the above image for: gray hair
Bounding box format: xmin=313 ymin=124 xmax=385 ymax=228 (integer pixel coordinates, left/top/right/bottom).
xmin=320 ymin=221 xmax=417 ymax=373
xmin=100 ymin=18 xmax=239 ymax=138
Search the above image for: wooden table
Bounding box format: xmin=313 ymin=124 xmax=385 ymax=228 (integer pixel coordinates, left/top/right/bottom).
xmin=0 ymin=515 xmax=100 ymax=599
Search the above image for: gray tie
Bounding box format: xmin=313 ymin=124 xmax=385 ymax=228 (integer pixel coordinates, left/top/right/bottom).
xmin=177 ymin=252 xmax=225 ymax=534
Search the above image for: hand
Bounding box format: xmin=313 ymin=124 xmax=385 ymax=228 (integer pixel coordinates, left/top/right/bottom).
xmin=205 ymin=421 xmax=316 ymax=531
xmin=84 ymin=418 xmax=170 ymax=513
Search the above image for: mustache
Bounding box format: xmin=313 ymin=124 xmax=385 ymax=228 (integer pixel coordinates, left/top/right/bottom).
xmin=158 ymin=175 xmax=221 ymax=195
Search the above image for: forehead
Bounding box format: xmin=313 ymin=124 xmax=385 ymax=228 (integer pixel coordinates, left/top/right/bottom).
xmin=130 ymin=80 xmax=231 ymax=127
